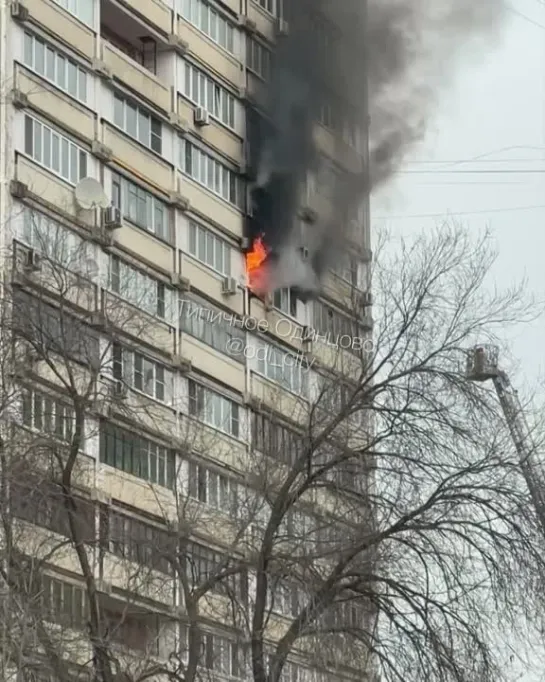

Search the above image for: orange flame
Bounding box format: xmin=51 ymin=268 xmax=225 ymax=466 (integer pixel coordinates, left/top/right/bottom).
xmin=245 ymin=236 xmax=268 ymax=292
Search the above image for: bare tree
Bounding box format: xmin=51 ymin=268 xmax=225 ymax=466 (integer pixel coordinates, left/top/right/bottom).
xmin=0 ymin=213 xmax=544 ymax=682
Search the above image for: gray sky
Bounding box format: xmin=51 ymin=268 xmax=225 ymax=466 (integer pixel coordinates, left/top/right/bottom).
xmin=374 ymin=0 xmax=545 ymax=390
xmin=373 ymin=3 xmax=545 ymax=677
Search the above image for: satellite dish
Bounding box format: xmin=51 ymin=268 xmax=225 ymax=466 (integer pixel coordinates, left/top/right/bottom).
xmin=74 ymin=177 xmax=109 ymax=210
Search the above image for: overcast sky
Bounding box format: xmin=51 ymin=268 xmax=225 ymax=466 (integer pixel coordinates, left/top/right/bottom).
xmin=372 ymin=1 xmax=545 ymax=677
xmin=373 ymin=0 xmax=545 ymax=391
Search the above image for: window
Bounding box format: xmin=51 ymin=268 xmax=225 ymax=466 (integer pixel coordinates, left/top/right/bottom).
xmin=255 ymin=340 xmax=308 ymax=396
xmin=104 ymin=609 xmax=161 ymax=654
xmin=41 ymin=575 xmax=88 ymax=628
xmin=252 ymin=412 xmax=304 ymax=467
xmin=21 ymin=208 xmax=97 ymax=276
xmin=255 ymin=0 xmax=282 ymax=17
xmin=24 ymin=115 xmax=87 ymax=185
xmin=21 ymin=386 xmax=75 ymax=442
xmin=13 ymin=291 xmax=100 ymax=365
xmin=112 ymin=173 xmax=169 ymax=241
xmin=267 ymin=580 xmax=300 ymax=617
xmin=102 ymin=508 xmax=173 ymax=575
xmin=23 ymin=31 xmax=87 ymax=102
xmin=184 ymin=542 xmax=244 ymax=596
xmin=52 ymin=0 xmax=94 ymax=26
xmin=188 ymin=380 xmax=240 ymax=437
xmin=188 ymin=221 xmax=231 ymax=275
xmin=180 ymin=139 xmax=241 ymax=206
xmin=188 ymin=461 xmax=238 ymax=515
xmin=113 ymin=93 xmax=162 ymax=154
xmin=179 ymin=0 xmax=236 ymax=54
xmin=100 ymin=422 xmax=176 ymax=489
xmin=179 ymin=297 xmax=245 ymax=361
xmin=112 ymin=343 xmax=173 ymax=403
xmin=108 ymin=255 xmax=175 ymax=322
xmin=247 ymin=36 xmax=272 ymax=80
xmin=330 ymin=253 xmax=359 ymax=288
xmin=273 ymin=288 xmax=297 ymax=317
xmin=11 ymin=477 xmax=94 ymax=540
xmin=202 ymin=633 xmax=242 ymax=678
xmin=313 ymin=301 xmax=357 ymax=345
xmin=181 ymin=61 xmax=236 ymax=128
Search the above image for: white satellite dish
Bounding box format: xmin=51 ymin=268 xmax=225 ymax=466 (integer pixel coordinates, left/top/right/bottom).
xmin=74 ymin=177 xmax=109 ymax=210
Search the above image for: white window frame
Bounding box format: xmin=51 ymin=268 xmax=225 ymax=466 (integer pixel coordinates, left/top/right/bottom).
xmin=188 ymin=461 xmax=238 ymax=515
xmin=254 ymin=0 xmax=282 ymax=18
xmin=246 ymin=36 xmax=272 ymax=80
xmin=180 ymin=138 xmax=241 ymax=207
xmin=112 ymin=344 xmax=173 ymax=404
xmin=112 ymin=172 xmax=169 ymax=241
xmin=23 ymin=31 xmax=88 ymax=103
xmin=23 ymin=114 xmax=88 ymax=186
xmin=179 ymin=297 xmax=245 ymax=361
xmin=188 ymin=221 xmax=231 ymax=276
xmin=273 ymin=288 xmax=297 ymax=318
xmin=108 ymin=255 xmax=175 ymax=323
xmin=255 ymin=340 xmax=308 ymax=396
xmin=178 ymin=0 xmax=237 ymax=55
xmin=181 ymin=60 xmax=236 ymax=129
xmin=21 ymin=386 xmax=74 ymax=442
xmin=52 ymin=0 xmax=94 ymax=26
xmin=20 ymin=207 xmax=98 ymax=278
xmin=113 ymin=93 xmax=162 ymax=154
xmin=188 ymin=380 xmax=240 ymax=437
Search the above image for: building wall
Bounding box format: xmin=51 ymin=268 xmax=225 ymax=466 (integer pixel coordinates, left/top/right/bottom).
xmin=0 ymin=0 xmax=373 ymax=679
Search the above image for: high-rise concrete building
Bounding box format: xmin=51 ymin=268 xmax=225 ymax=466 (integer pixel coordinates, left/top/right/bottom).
xmin=0 ymin=0 xmax=373 ymax=680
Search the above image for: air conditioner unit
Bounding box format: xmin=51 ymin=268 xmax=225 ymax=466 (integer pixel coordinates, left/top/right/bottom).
xmin=277 ymin=18 xmax=289 ymax=35
xmin=358 ymin=291 xmax=373 ymax=307
xmin=171 ymin=354 xmax=192 ymax=373
xmin=24 ymin=249 xmax=41 ymax=272
xmin=10 ymin=1 xmax=29 ymax=21
xmin=112 ymin=380 xmax=128 ymax=399
xmin=194 ymin=107 xmax=210 ymax=127
xmin=102 ymin=206 xmax=122 ymax=229
xmin=221 ymin=276 xmax=238 ymax=296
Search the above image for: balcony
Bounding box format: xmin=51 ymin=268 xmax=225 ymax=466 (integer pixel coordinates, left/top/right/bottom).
xmin=101 ymin=0 xmax=173 ymax=113
xmin=175 ymin=16 xmax=244 ymax=90
xmin=25 ymin=0 xmax=95 ymax=60
xmin=118 ymin=0 xmax=172 ymax=35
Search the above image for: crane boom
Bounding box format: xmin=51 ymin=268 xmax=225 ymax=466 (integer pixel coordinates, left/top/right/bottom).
xmin=466 ymin=345 xmax=545 ymax=534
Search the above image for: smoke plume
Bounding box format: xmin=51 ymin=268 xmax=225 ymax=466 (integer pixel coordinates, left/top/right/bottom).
xmin=247 ymin=0 xmax=505 ymax=286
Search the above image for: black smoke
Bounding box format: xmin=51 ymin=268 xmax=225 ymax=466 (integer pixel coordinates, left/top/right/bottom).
xmin=246 ymin=0 xmax=505 ymax=289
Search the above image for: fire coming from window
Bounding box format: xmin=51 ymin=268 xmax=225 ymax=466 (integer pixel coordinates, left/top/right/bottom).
xmin=245 ymin=235 xmax=269 ymax=294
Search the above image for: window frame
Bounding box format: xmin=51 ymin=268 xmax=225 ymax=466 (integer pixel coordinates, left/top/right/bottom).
xmin=113 ymin=92 xmax=162 ymax=155
xmin=180 ymin=138 xmax=241 ymax=207
xmin=24 ymin=114 xmax=88 ymax=185
xmin=100 ymin=422 xmax=176 ymax=489
xmin=23 ymin=30 xmax=88 ymax=103
xmin=108 ymin=255 xmax=173 ymax=322
xmin=112 ymin=172 xmax=170 ymax=241
xmin=188 ymin=379 xmax=241 ymax=438
xmin=187 ymin=221 xmax=231 ymax=276
xmin=181 ymin=60 xmax=237 ymax=129
xmin=178 ymin=0 xmax=236 ymax=55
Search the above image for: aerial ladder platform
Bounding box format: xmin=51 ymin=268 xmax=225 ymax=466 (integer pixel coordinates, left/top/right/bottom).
xmin=466 ymin=345 xmax=545 ymax=535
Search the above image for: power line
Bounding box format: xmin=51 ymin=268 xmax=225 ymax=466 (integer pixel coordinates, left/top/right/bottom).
xmin=398 ymin=168 xmax=545 ymax=174
xmin=504 ymin=3 xmax=545 ymax=29
xmin=403 ymin=146 xmax=545 ymax=169
xmin=374 ymin=204 xmax=545 ymax=220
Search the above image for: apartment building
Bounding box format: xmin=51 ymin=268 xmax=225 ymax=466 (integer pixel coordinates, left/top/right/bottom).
xmin=0 ymin=0 xmax=373 ymax=680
